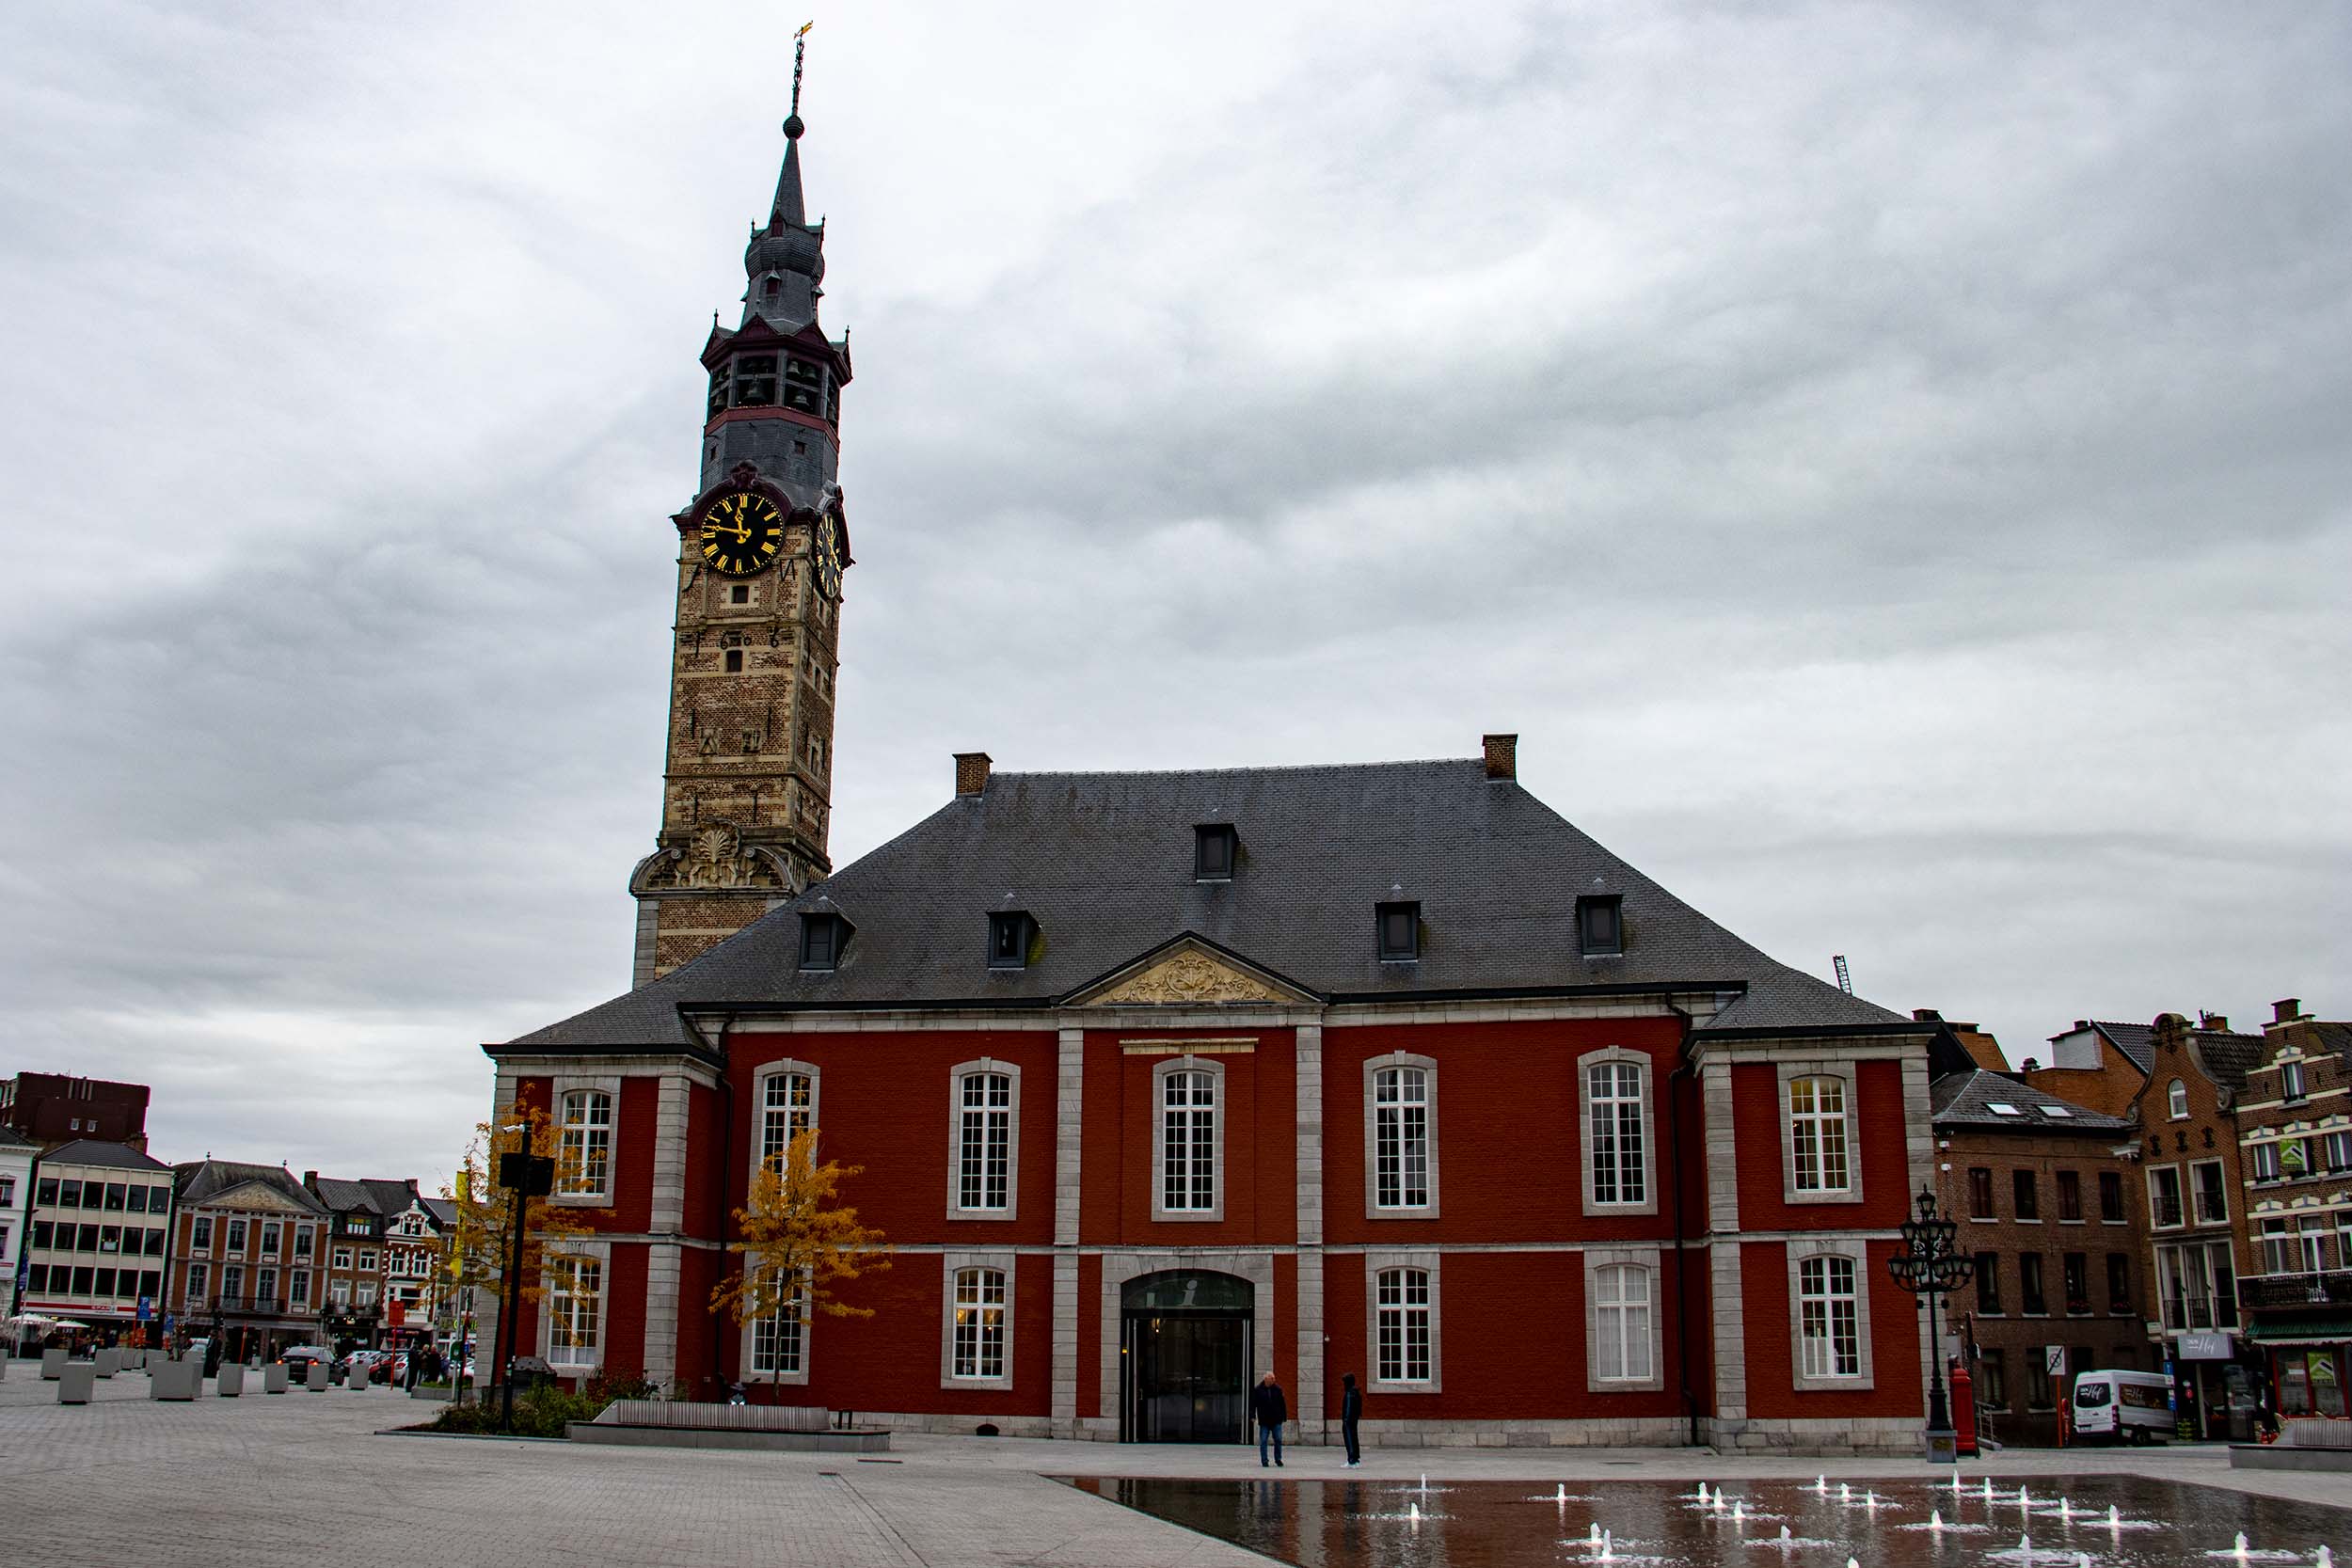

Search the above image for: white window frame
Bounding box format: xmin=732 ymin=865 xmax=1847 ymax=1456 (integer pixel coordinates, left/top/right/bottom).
xmin=739 ymin=1261 xmax=812 ymax=1386
xmin=539 ymin=1241 xmax=611 ymax=1370
xmin=226 ymin=1218 xmax=247 ymax=1254
xmin=184 ymin=1261 xmax=209 ymax=1309
xmin=2168 ymin=1079 xmax=2189 ymax=1120
xmin=551 ymin=1075 xmax=622 ymax=1206
xmin=754 ymin=1060 xmax=820 ymax=1176
xmin=1362 ymin=1053 xmax=1439 ymax=1218
xmin=1365 ymin=1251 xmax=1441 ymax=1392
xmin=1779 ymin=1064 xmax=1862 ymax=1204
xmin=1151 ymin=1056 xmax=1224 ymax=1223
xmin=1578 ymin=1048 xmax=1657 ymax=1215
xmin=945 ymin=1060 xmax=1022 ymax=1222
xmin=940 ymin=1253 xmax=1015 ymax=1389
xmin=290 ymin=1268 xmax=310 ymax=1307
xmin=1788 ymin=1239 xmax=1875 ymax=1390
xmin=1584 ymin=1246 xmax=1664 ymax=1392
xmin=2190 ymin=1158 xmax=2230 ymax=1224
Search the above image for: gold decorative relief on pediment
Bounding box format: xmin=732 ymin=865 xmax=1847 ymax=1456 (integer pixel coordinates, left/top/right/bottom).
xmin=1087 ymin=948 xmax=1292 ymax=1006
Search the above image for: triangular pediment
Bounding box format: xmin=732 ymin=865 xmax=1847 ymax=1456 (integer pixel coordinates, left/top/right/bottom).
xmin=1069 ymin=936 xmax=1316 ymax=1007
xmin=209 ymin=1180 xmax=308 ymax=1213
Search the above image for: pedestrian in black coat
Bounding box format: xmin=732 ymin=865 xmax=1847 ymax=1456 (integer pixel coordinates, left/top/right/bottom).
xmin=1340 ymin=1372 xmax=1362 ymax=1465
xmin=1251 ymin=1370 xmax=1288 ymax=1466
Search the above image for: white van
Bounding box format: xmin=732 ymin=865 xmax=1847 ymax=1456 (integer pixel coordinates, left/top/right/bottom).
xmin=2071 ymin=1370 xmax=2172 ymax=1444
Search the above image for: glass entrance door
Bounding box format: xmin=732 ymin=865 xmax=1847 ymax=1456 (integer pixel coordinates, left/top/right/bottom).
xmin=1124 ymin=1312 xmax=1249 ymax=1444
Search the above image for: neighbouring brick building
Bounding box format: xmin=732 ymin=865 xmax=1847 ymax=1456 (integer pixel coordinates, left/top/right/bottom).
xmin=1931 ymin=1068 xmax=2147 ymax=1446
xmin=168 ymin=1160 xmax=331 ymax=1360
xmin=0 ymin=1074 xmax=151 ymax=1152
xmin=2130 ymin=1011 xmax=2266 ymax=1441
xmin=18 ymin=1139 xmax=173 ymax=1338
xmin=2022 ymin=1021 xmax=2154 ymax=1120
xmin=2233 ymin=997 xmax=2352 ymax=1418
xmin=0 ymin=1125 xmax=36 ymax=1318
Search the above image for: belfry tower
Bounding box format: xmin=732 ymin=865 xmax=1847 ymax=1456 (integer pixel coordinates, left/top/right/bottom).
xmin=628 ymin=40 xmax=852 ymax=985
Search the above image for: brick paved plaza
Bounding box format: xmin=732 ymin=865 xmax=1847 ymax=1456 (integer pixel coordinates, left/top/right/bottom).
xmin=4 ymin=1360 xmax=2347 ymax=1567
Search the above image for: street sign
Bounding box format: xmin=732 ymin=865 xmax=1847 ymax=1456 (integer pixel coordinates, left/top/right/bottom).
xmin=2178 ymin=1332 xmax=2233 ymax=1360
xmin=136 ymin=1296 xmax=152 ymax=1322
xmin=2045 ymin=1345 xmax=2065 ymax=1375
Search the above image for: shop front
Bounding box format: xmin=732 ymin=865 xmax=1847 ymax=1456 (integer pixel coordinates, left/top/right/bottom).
xmin=2169 ymin=1330 xmax=2258 ymax=1441
xmin=2249 ymin=1317 xmax=2352 ymax=1420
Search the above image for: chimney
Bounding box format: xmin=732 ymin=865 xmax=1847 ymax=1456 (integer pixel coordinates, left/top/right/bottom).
xmin=1482 ymin=733 xmax=1518 ymax=781
xmin=2200 ymin=1011 xmax=2229 ymax=1033
xmin=954 ymin=752 xmax=992 ymax=797
xmin=1912 ymin=1008 xmax=1944 ymax=1023
xmin=2022 ymin=1056 xmax=2040 ymax=1072
xmin=303 ymin=1170 xmax=318 ymax=1191
xmin=2275 ymin=998 xmax=2304 ymax=1025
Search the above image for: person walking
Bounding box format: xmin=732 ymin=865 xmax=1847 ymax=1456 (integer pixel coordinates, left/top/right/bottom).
xmin=1339 ymin=1371 xmax=1362 ymax=1466
xmin=1252 ymin=1370 xmax=1288 ymax=1467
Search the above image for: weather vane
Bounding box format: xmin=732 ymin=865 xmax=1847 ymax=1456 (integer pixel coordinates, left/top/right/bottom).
xmin=790 ymin=20 xmax=815 ymax=120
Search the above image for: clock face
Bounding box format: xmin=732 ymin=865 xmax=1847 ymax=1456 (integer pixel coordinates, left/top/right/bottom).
xmin=697 ymin=492 xmax=784 ymax=578
xmin=812 ymin=511 xmax=845 ymax=601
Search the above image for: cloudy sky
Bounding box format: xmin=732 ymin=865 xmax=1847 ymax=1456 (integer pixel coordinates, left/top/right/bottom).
xmin=2 ymin=2 xmax=2346 ymax=1185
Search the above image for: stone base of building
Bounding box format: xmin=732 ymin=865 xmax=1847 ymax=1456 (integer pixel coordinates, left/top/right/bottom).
xmin=1700 ymin=1416 xmax=1926 ymax=1454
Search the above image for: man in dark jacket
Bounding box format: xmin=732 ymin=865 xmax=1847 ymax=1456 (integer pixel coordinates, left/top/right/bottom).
xmin=1339 ymin=1372 xmax=1362 ymax=1465
xmin=1251 ymin=1370 xmax=1288 ymax=1467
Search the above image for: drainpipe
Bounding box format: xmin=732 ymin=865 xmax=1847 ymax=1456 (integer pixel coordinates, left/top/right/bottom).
xmin=1666 ymin=1001 xmax=1699 ymax=1449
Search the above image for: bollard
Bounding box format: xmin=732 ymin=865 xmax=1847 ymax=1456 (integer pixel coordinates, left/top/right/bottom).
xmin=263 ymin=1364 xmax=290 ymax=1394
xmin=306 ymin=1361 xmax=329 ymax=1391
xmin=58 ymin=1363 xmax=97 ymax=1403
xmin=41 ymin=1348 xmax=68 ymax=1380
xmin=94 ymin=1348 xmax=121 ymax=1379
xmin=217 ymin=1364 xmax=245 ymax=1397
xmin=149 ymin=1359 xmax=201 ymax=1400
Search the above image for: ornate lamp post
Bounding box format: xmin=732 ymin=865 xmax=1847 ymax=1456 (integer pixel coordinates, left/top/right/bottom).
xmin=1889 ymin=1184 xmax=1975 ymax=1463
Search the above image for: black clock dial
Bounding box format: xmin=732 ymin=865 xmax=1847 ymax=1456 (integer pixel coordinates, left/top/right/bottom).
xmin=813 ymin=511 xmax=845 ymax=601
xmin=698 ymin=492 xmax=784 ymax=578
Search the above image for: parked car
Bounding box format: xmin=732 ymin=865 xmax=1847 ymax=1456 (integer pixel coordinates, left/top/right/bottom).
xmin=335 ymin=1350 xmax=387 ymax=1385
xmin=280 ymin=1345 xmax=332 ymax=1380
xmin=2072 ymin=1370 xmax=2172 ymax=1445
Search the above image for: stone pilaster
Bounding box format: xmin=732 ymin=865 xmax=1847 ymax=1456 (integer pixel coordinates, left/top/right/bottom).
xmin=1699 ymin=1058 xmax=1747 ymax=1426
xmin=1295 ymin=1022 xmax=1327 ymax=1442
xmin=642 ymin=1071 xmax=694 ymax=1390
xmin=1051 ymin=1024 xmax=1084 ymax=1434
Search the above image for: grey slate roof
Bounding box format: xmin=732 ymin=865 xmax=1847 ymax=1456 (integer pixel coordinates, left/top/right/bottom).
xmin=40 ymin=1138 xmax=167 ymax=1172
xmin=420 ymin=1196 xmax=457 ymax=1227
xmin=2089 ymin=1021 xmax=2157 ymax=1073
xmin=1931 ymin=1069 xmax=2128 ymax=1132
xmin=2195 ymin=1030 xmax=2269 ymax=1094
xmin=174 ymin=1160 xmax=327 ymax=1213
xmin=310 ymin=1177 xmax=421 ymax=1216
xmin=0 ymin=1124 xmax=37 ymax=1150
xmin=508 ymin=758 xmax=1907 ymax=1053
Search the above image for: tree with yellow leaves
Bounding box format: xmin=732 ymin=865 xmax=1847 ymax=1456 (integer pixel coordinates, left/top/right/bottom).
xmin=442 ymin=1101 xmax=591 ymax=1400
xmin=709 ymin=1126 xmax=891 ymax=1396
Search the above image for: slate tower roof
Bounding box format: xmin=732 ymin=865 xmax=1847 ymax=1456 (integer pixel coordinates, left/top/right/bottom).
xmin=507 ymin=752 xmax=1907 ymax=1054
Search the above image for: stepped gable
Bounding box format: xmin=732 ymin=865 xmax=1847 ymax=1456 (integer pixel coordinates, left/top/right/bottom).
xmin=510 ymin=756 xmax=1903 ymax=1052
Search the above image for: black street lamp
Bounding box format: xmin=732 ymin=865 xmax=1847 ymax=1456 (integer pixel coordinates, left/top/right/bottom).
xmin=494 ymin=1148 xmax=555 ymax=1432
xmin=1890 ymin=1184 xmax=1975 ymax=1463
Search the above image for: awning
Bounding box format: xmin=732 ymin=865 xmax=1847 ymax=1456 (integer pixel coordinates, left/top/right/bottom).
xmin=2249 ymin=1316 xmax=2352 ymax=1347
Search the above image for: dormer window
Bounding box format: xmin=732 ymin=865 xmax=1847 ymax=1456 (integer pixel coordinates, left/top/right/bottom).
xmin=763 ymin=277 xmax=781 ymax=298
xmin=799 ymin=911 xmax=850 ymax=972
xmin=1194 ymin=824 xmax=1237 ymax=881
xmin=1577 ymin=894 xmax=1624 ymax=957
xmin=987 ymin=911 xmax=1034 ymax=970
xmin=1376 ymin=901 xmax=1420 ymax=962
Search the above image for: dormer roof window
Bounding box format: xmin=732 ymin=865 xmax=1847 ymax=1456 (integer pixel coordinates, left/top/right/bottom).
xmin=799 ymin=910 xmax=850 ymax=972
xmin=1375 ymin=900 xmax=1421 ymax=962
xmin=1576 ymin=894 xmax=1624 ymax=957
xmin=987 ymin=911 xmax=1034 ymax=970
xmin=1194 ymin=824 xmax=1237 ymax=882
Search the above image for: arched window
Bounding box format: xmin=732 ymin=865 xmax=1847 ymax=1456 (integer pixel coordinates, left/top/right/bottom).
xmin=1788 ymin=1075 xmax=1850 ymax=1194
xmin=1372 ymin=1063 xmax=1431 ymax=1210
xmin=758 ymin=1067 xmax=818 ymax=1170
xmin=948 ymin=1266 xmax=1008 ymax=1381
xmin=558 ymin=1089 xmax=612 ymax=1197
xmin=2168 ymin=1079 xmax=2189 ymax=1120
xmin=1375 ymin=1266 xmax=1434 ymax=1385
xmin=1592 ymin=1263 xmax=1653 ymax=1383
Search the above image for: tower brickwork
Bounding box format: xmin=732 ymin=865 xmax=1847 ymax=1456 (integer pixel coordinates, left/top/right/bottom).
xmin=628 ymin=102 xmax=851 ymax=985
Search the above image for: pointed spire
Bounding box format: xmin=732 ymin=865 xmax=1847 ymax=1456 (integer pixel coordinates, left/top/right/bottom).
xmin=771 ymin=123 xmax=806 ymax=229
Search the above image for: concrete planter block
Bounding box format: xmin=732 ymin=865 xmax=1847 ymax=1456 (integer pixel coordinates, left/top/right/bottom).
xmin=150 ymin=1359 xmax=200 ymax=1401
xmin=93 ymin=1349 xmax=121 ymax=1378
xmin=41 ymin=1349 xmax=67 ymax=1380
xmin=306 ymin=1363 xmax=329 ymax=1391
xmin=217 ymin=1364 xmax=245 ymax=1397
xmin=58 ymin=1363 xmax=96 ymax=1403
xmin=263 ymin=1364 xmax=290 ymax=1394
xmin=348 ymin=1370 xmax=373 ymax=1391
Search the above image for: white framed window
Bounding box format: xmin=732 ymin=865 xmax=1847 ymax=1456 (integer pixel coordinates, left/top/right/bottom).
xmin=294 ymin=1226 xmax=313 ymax=1259
xmin=1780 ymin=1065 xmax=1861 ymax=1203
xmin=1363 ymin=1053 xmax=1438 ymax=1216
xmin=332 ymin=1245 xmax=352 ymax=1271
xmin=1585 ymin=1248 xmax=1662 ymax=1391
xmin=748 ymin=1266 xmax=808 ymax=1382
xmin=542 ymin=1245 xmax=607 ymax=1370
xmin=1579 ymin=1049 xmax=1656 ymax=1214
xmin=1151 ymin=1057 xmax=1223 ymax=1222
xmin=2168 ymin=1079 xmax=2189 ymax=1120
xmin=1370 ymin=1259 xmax=1438 ymax=1390
xmin=226 ymin=1218 xmax=248 ymax=1253
xmin=756 ymin=1062 xmax=819 ymax=1171
xmin=557 ymin=1088 xmax=614 ymax=1199
xmin=261 ymin=1221 xmax=280 ymax=1256
xmin=1789 ymin=1240 xmax=1875 ymax=1389
xmin=192 ymin=1216 xmax=214 ymax=1251
xmin=941 ymin=1255 xmax=1013 ymax=1388
xmin=946 ymin=1061 xmax=1021 ymax=1220
xmin=184 ymin=1261 xmax=208 ymax=1308
xmin=290 ymin=1269 xmax=309 ymax=1307
xmin=2252 ymin=1141 xmax=2282 ymax=1183
xmin=358 ymin=1249 xmax=377 ymax=1273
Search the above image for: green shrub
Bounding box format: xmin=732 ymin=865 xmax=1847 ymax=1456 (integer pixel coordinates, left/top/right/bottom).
xmin=423 ymin=1368 xmax=661 ymax=1438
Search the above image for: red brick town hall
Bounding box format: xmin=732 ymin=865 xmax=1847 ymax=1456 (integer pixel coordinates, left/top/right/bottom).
xmin=484 ymin=97 xmax=1965 ymax=1453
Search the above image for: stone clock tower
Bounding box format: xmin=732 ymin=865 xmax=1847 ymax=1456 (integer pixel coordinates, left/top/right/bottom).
xmin=627 ymin=95 xmax=852 ymax=985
